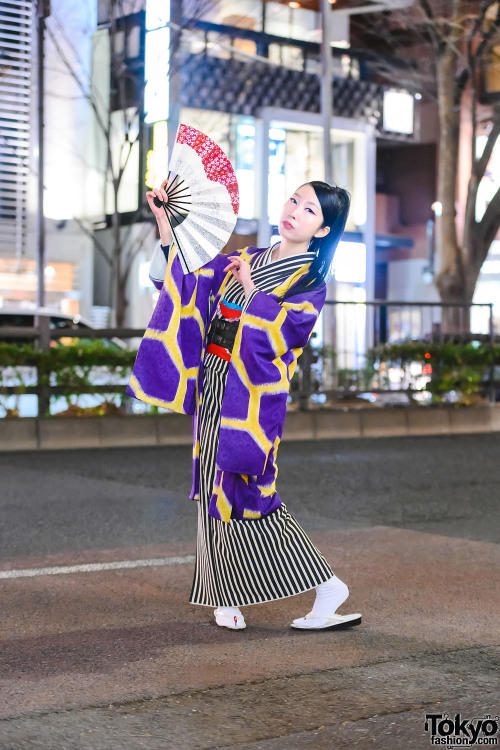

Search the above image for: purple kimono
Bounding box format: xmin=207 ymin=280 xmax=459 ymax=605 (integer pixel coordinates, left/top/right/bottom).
xmin=127 ymin=244 xmax=326 ymax=521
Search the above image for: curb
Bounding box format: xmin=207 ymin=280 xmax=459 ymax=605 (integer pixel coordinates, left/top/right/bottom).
xmin=0 ymin=405 xmax=499 ymax=451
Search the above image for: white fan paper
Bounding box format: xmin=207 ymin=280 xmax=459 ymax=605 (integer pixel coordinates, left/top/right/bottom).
xmin=153 ymin=124 xmax=239 ymax=274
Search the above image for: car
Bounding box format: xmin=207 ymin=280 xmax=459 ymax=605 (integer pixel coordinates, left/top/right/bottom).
xmin=0 ymin=308 xmax=127 ymax=349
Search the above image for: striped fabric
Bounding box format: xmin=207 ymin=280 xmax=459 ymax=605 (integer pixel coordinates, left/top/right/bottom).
xmin=205 ymin=245 xmax=310 ymax=362
xmin=189 ymin=247 xmax=335 ymax=607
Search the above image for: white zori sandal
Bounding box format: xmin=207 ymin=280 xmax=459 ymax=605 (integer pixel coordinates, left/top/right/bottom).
xmin=214 ymin=606 xmax=246 ymax=630
xmin=291 ymin=575 xmax=362 ymax=630
xmin=291 ymin=612 xmax=362 ymax=630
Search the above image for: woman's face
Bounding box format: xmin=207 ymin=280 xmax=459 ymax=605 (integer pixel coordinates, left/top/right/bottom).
xmin=279 ymin=184 xmax=330 ymax=244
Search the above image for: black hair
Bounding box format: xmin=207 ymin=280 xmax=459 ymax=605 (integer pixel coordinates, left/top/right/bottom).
xmin=281 ymin=180 xmax=351 ymax=300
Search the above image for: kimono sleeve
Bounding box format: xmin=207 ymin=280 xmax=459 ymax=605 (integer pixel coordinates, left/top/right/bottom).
xmin=149 ymin=240 xmax=169 ymax=290
xmin=243 ymin=284 xmax=326 ymax=354
xmin=148 ymin=238 xmax=236 ymax=295
xmin=127 ymin=244 xmax=238 ymax=413
xmin=216 ymin=283 xmax=326 ymax=475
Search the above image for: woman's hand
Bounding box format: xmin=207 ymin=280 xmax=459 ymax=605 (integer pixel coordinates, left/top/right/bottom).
xmin=224 ymin=256 xmax=256 ymax=298
xmin=146 ymin=179 xmax=172 ymax=247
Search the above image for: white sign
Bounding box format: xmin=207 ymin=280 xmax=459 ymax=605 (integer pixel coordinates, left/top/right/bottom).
xmin=144 ymin=0 xmax=170 ymax=124
xmin=383 ymin=90 xmax=414 ymax=135
xmin=332 ymin=241 xmax=366 ymax=284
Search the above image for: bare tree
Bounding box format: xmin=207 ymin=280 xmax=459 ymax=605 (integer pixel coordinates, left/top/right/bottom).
xmin=45 ymin=0 xmax=212 ymax=326
xmin=356 ymin=0 xmax=500 ymax=331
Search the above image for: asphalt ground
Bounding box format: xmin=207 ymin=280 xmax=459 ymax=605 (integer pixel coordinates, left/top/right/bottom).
xmin=0 ymin=433 xmax=499 ymax=749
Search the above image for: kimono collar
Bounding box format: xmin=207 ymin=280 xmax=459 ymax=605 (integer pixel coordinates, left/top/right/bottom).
xmin=218 ymin=246 xmax=313 ymax=301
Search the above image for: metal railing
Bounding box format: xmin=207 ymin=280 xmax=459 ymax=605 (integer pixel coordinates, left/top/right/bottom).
xmin=316 ymin=300 xmax=497 ymax=405
xmin=0 ymin=299 xmax=498 ymax=417
xmin=182 ymin=17 xmax=413 ymax=81
xmin=0 ymin=323 xmax=145 ymax=418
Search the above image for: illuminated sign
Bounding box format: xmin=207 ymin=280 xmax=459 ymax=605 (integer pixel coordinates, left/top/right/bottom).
xmin=144 ymin=0 xmax=170 ymax=124
xmin=383 ymin=90 xmax=414 ymax=135
xmin=332 ymin=241 xmax=366 ymax=284
xmin=145 ymin=120 xmax=169 ymax=188
xmin=146 ymin=0 xmax=170 ymax=30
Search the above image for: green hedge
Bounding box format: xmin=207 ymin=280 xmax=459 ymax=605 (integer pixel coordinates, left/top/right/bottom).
xmin=0 ymin=341 xmax=139 ymax=416
xmin=0 ymin=340 xmax=138 ymax=369
xmin=2 ymin=339 xmax=499 ymax=415
xmin=370 ymin=341 xmax=500 ymax=368
xmin=368 ymin=341 xmax=500 ymax=404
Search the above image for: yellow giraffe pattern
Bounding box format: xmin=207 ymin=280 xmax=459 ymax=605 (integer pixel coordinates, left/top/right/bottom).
xmin=129 ymin=243 xmax=228 ymax=412
xmin=219 ymin=258 xmax=316 ymax=471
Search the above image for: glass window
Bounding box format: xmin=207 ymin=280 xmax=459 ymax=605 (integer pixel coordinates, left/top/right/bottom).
xmin=179 ymin=108 xmax=231 ymax=156
xmin=106 ymin=108 xmax=140 ymax=213
xmin=269 ymin=43 xmax=304 ymax=70
xmin=284 ymin=129 xmax=323 ymax=196
xmin=180 ymin=28 xmax=207 ymax=55
xmin=267 ymin=121 xmax=359 ymax=233
xmin=265 ymin=2 xmax=319 ymax=41
xmin=268 ymin=127 xmax=286 ymax=224
xmin=126 ymin=24 xmax=141 ymax=58
xmin=185 ymin=0 xmax=263 ymax=31
xmin=476 ymin=134 xmax=500 ymax=222
xmin=113 ymin=25 xmax=141 ymax=59
xmin=179 ymin=109 xmax=257 ymax=220
xmin=235 ymin=120 xmax=256 ymax=219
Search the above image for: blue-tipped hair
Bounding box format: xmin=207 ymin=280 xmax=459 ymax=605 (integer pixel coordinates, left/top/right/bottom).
xmin=282 ymin=180 xmax=351 ymax=300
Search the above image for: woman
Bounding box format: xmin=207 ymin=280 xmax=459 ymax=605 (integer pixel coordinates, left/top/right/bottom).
xmin=127 ymin=180 xmax=361 ymax=632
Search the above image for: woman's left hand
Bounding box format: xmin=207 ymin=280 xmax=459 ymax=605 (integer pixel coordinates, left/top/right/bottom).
xmin=224 ymin=256 xmax=256 ymax=297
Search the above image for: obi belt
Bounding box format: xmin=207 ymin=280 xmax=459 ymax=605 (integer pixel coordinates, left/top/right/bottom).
xmin=206 ymin=297 xmax=242 ymax=361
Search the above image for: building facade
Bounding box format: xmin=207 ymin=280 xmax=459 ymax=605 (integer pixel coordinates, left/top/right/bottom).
xmin=0 ymin=0 xmax=96 ymax=319
xmin=93 ymin=0 xmax=427 ymax=347
xmin=4 ymin=0 xmax=496 ymax=341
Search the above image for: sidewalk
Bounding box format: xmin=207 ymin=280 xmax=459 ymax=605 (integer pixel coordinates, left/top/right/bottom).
xmin=1 ymin=437 xmax=498 ymax=749
xmin=0 ymin=527 xmax=498 ymax=748
xmin=1 ymin=402 xmax=500 ymax=451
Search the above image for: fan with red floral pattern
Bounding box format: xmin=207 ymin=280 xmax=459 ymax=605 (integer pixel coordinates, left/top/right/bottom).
xmin=153 ymin=124 xmax=239 ymax=274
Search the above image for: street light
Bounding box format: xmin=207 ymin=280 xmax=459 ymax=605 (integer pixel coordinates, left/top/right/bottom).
xmin=320 ymin=0 xmax=334 ymax=184
xmin=36 ymin=0 xmax=50 ymax=314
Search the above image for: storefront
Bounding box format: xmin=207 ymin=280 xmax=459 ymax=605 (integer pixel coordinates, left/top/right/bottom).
xmin=0 ymin=258 xmax=78 ymax=314
xmin=144 ymin=105 xmax=376 ymax=367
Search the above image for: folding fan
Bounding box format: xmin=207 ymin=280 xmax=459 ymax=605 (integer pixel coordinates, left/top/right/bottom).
xmin=153 ymin=124 xmax=239 ymax=274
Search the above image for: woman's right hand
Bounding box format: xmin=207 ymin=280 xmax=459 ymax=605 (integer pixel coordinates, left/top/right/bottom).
xmin=146 ymin=179 xmax=172 ymax=246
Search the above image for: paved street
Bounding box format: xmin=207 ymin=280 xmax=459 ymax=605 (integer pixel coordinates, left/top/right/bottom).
xmin=1 ymin=433 xmax=499 ymax=749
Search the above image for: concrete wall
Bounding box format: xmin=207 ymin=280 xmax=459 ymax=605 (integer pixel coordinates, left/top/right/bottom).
xmin=387 ymin=258 xmax=440 ymax=303
xmin=1 ymin=405 xmax=499 ymax=452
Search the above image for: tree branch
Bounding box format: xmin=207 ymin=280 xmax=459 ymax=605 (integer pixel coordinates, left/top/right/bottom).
xmin=73 ymin=217 xmax=112 ymax=267
xmin=45 ymin=23 xmax=110 ymax=142
xmin=475 ymin=113 xmax=500 ymax=180
xmin=418 ymin=0 xmax=446 ymax=49
xmin=477 ymin=183 xmax=500 ymax=251
xmin=121 ymin=224 xmax=154 ymax=282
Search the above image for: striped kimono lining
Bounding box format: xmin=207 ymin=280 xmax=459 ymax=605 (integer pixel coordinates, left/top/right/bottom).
xmin=189 ymin=248 xmax=334 ymax=608
xmin=222 ymin=245 xmax=312 ymax=306
xmin=190 ymin=361 xmax=335 ymax=607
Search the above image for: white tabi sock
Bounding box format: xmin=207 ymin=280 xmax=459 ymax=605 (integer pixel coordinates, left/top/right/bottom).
xmin=309 ymin=575 xmax=349 ymax=617
xmin=214 ymin=605 xmax=246 ymax=629
xmin=216 ymin=606 xmax=241 ymax=617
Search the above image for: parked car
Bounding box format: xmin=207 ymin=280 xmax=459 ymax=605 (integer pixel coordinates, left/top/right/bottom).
xmin=0 ymin=308 xmax=127 ymax=349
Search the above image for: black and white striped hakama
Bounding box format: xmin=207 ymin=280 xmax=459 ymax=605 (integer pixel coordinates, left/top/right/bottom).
xmin=189 ymin=246 xmax=335 ymax=607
